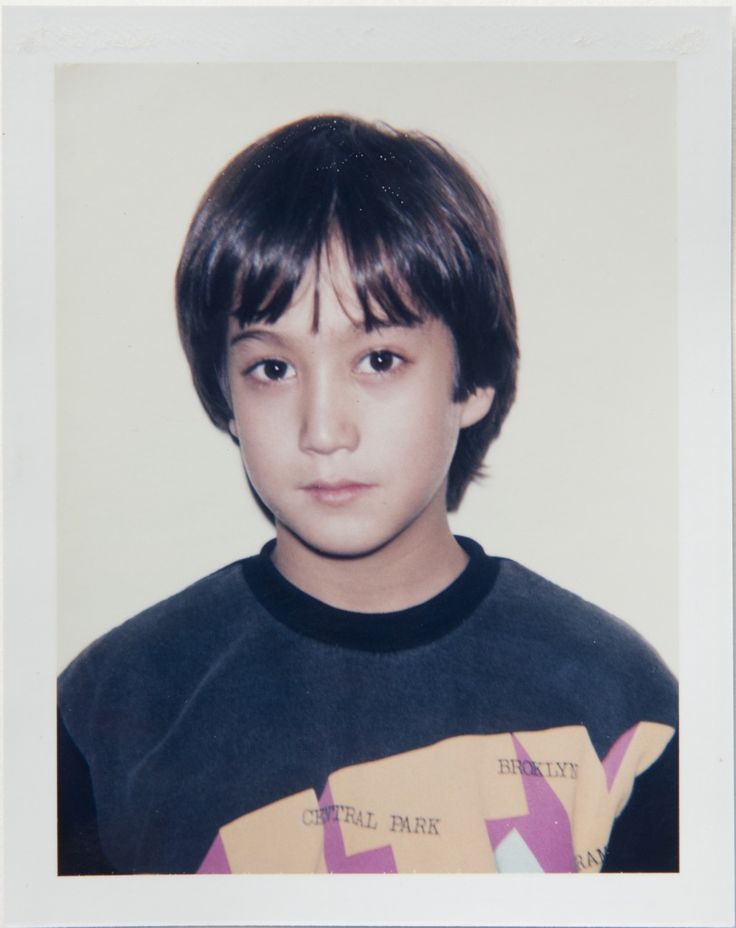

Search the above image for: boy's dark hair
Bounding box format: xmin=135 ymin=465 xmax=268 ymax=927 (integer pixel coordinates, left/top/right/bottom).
xmin=176 ymin=114 xmax=518 ymax=511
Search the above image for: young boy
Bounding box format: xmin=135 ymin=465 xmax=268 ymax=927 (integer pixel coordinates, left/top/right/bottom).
xmin=58 ymin=114 xmax=677 ymax=875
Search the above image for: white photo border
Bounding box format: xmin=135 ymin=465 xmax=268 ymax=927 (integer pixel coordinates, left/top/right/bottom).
xmin=3 ymin=5 xmax=733 ymax=927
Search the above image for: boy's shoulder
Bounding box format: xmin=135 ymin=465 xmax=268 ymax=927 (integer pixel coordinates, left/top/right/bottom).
xmin=61 ymin=546 xmax=676 ymax=682
xmin=59 ymin=545 xmax=677 ymax=733
xmin=492 ymin=556 xmax=667 ymax=654
xmin=59 ymin=555 xmax=261 ymax=696
xmin=488 ymin=556 xmax=677 ymax=715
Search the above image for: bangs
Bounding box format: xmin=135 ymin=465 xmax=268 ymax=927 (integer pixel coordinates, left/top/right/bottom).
xmin=216 ymin=115 xmax=475 ymax=334
xmin=230 ymin=233 xmax=427 ymax=334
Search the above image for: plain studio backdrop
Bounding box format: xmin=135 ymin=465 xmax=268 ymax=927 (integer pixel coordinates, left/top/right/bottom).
xmin=56 ymin=61 xmax=677 ymax=673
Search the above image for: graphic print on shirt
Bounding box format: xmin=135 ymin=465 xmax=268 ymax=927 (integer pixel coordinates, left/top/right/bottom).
xmin=198 ymin=721 xmax=674 ymax=874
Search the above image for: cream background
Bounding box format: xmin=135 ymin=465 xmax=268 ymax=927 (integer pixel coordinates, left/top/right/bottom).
xmin=57 ymin=62 xmax=678 ymax=670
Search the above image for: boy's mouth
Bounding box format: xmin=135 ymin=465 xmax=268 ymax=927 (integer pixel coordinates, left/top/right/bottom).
xmin=301 ymin=481 xmax=375 ymax=505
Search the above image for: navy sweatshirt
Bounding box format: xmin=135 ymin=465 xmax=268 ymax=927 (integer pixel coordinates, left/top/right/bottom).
xmin=58 ymin=537 xmax=678 ymax=874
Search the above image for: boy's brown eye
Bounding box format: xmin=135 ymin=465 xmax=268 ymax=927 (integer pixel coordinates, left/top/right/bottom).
xmin=248 ymin=359 xmax=295 ymax=382
xmin=370 ymin=351 xmax=393 ymax=371
xmin=358 ymin=350 xmax=403 ymax=374
xmin=264 ymin=360 xmax=288 ymax=380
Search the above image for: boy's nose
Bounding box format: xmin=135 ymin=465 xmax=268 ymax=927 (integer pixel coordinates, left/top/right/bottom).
xmin=298 ymin=377 xmax=360 ymax=455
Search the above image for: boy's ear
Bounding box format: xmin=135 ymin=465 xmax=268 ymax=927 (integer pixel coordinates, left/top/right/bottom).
xmin=459 ymin=386 xmax=495 ymax=429
xmin=227 ymin=419 xmax=240 ymax=441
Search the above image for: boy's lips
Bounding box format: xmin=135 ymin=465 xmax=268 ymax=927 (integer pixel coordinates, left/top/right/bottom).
xmin=301 ymin=481 xmax=376 ymax=505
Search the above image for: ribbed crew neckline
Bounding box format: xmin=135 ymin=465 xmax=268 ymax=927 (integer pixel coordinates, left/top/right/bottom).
xmin=240 ymin=535 xmax=500 ymax=652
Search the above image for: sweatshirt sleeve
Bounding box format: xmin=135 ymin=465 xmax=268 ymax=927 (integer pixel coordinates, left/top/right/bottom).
xmin=601 ymin=731 xmax=678 ymax=873
xmin=57 ymin=711 xmax=116 ymax=875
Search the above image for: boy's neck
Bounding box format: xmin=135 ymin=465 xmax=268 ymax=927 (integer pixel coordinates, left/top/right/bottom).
xmin=270 ymin=516 xmax=469 ymax=614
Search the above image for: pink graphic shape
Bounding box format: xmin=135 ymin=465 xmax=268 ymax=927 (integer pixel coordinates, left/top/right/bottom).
xmin=319 ymin=782 xmax=397 ymax=873
xmin=602 ymin=724 xmax=638 ymax=791
xmin=486 ymin=734 xmax=576 ymax=873
xmin=197 ymin=832 xmax=231 ymax=874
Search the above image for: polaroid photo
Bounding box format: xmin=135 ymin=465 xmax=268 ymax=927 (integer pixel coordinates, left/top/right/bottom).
xmin=3 ymin=4 xmax=733 ymax=927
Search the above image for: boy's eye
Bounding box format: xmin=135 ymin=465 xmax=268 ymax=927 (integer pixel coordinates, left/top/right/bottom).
xmin=356 ymin=350 xmax=405 ymax=375
xmin=247 ymin=359 xmax=296 ymax=382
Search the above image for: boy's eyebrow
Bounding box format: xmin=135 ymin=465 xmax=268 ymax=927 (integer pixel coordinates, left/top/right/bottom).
xmin=229 ymin=319 xmax=417 ymax=349
xmin=229 ymin=329 xmax=287 ymax=348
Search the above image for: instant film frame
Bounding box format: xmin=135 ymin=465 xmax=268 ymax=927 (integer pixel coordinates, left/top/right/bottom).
xmin=3 ymin=5 xmax=733 ymax=927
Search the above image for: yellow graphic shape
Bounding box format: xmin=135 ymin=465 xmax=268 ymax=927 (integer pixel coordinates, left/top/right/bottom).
xmin=207 ymin=723 xmax=675 ymax=873
xmin=328 ymin=733 xmax=525 ymax=872
xmin=219 ymin=788 xmax=326 ymax=873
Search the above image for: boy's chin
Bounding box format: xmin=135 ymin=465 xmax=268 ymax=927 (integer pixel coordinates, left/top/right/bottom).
xmin=276 ymin=522 xmax=404 ymax=562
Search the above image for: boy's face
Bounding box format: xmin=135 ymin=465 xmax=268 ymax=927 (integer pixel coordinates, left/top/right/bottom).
xmin=226 ymin=255 xmax=493 ymax=560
